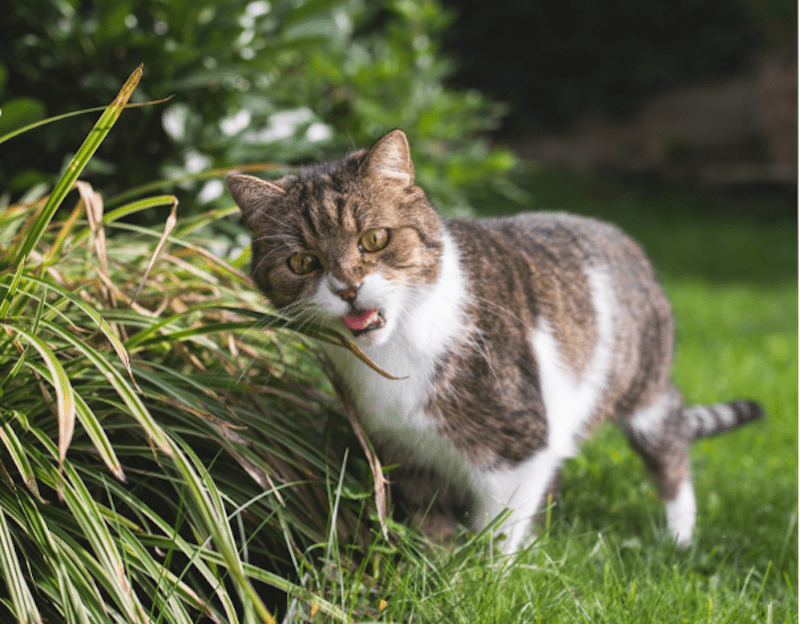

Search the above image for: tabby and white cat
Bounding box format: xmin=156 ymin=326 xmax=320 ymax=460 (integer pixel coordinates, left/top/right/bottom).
xmin=227 ymin=129 xmax=762 ymax=552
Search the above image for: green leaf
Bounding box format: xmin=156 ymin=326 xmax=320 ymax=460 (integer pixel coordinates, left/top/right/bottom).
xmin=0 ymin=419 xmax=44 ymax=502
xmin=0 ymin=322 xmax=76 ymax=468
xmin=166 ymin=437 xmax=277 ymax=624
xmin=59 ymin=462 xmax=149 ymax=624
xmin=0 ymin=507 xmax=42 ymax=623
xmin=13 ymin=65 xmax=143 ymax=264
xmin=19 ymin=273 xmax=139 ymax=392
xmin=28 ymin=316 xmax=172 ymax=458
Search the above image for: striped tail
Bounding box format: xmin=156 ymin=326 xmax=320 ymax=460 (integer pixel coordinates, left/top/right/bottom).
xmin=683 ymin=400 xmax=763 ymax=440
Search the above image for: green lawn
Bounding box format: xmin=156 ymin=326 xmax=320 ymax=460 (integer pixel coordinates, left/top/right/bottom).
xmin=334 ymin=167 xmax=797 ymax=623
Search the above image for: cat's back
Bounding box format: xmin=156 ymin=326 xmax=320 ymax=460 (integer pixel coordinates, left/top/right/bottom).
xmin=446 ymin=212 xmax=666 ymax=305
xmin=447 ymin=210 xmax=666 ymax=310
xmin=473 ymin=211 xmax=651 ymax=273
xmin=445 ymin=210 xmax=675 ymax=420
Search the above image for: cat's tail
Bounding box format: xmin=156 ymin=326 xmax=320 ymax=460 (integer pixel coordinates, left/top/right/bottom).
xmin=683 ymin=400 xmax=763 ymax=440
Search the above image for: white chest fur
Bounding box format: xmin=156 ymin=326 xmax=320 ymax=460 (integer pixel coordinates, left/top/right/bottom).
xmin=319 ymin=227 xmax=476 ymax=483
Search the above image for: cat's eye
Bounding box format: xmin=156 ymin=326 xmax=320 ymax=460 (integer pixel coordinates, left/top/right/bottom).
xmin=359 ymin=228 xmax=390 ymax=253
xmin=287 ymin=252 xmax=320 ymax=275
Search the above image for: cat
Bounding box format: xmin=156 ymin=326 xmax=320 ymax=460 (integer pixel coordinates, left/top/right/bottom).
xmin=226 ymin=129 xmax=763 ymax=552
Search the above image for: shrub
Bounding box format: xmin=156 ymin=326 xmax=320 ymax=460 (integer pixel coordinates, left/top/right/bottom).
xmin=1 ymin=0 xmax=513 ymax=217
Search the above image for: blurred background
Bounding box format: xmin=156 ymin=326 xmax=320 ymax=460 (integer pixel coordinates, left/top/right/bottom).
xmin=0 ymin=0 xmax=796 ymax=218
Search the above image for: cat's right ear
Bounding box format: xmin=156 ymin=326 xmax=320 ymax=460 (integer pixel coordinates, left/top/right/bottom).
xmin=225 ymin=172 xmax=287 ymax=225
xmin=363 ymin=129 xmax=414 ymax=185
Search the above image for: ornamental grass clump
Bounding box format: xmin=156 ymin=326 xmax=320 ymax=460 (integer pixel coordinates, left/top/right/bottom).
xmin=0 ymin=65 xmax=375 ymax=624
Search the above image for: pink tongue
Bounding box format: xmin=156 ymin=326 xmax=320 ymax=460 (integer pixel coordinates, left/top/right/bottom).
xmin=343 ymin=308 xmax=379 ymax=330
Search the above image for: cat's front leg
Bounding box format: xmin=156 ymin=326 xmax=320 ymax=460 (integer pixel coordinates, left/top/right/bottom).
xmin=382 ymin=445 xmax=471 ymax=547
xmin=473 ymin=448 xmax=565 ymax=553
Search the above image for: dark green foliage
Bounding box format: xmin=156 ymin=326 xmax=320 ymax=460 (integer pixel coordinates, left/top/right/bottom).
xmin=0 ymin=0 xmax=512 ymax=214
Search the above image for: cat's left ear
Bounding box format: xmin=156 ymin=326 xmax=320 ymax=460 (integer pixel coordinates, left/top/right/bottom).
xmin=363 ymin=129 xmax=414 ymax=185
xmin=226 ymin=173 xmax=287 ymax=226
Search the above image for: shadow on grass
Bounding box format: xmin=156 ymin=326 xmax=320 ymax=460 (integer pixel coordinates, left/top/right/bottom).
xmin=467 ymin=165 xmax=797 ymax=287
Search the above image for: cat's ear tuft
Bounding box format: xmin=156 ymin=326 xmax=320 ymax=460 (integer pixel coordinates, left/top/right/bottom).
xmin=226 ymin=173 xmax=287 ymax=225
xmin=363 ymin=129 xmax=414 ymax=185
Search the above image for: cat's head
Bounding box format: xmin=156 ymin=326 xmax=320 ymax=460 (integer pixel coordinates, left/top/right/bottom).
xmin=226 ymin=129 xmax=443 ymax=347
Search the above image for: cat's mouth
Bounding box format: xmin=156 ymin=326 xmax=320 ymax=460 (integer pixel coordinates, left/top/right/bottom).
xmin=342 ymin=307 xmax=385 ymax=336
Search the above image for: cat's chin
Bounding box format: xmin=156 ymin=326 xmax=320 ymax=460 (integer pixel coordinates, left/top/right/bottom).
xmin=349 ymin=322 xmax=393 ymax=347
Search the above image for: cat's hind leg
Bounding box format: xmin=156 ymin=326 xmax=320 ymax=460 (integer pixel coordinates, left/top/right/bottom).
xmin=624 ymin=387 xmax=763 ymax=546
xmin=624 ymin=388 xmax=696 ymax=546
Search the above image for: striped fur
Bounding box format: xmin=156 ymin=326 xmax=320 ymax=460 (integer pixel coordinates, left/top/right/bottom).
xmin=683 ymin=401 xmax=763 ymax=439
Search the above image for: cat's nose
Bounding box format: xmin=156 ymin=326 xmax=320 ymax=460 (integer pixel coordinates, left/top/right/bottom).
xmin=335 ymin=285 xmax=359 ymax=301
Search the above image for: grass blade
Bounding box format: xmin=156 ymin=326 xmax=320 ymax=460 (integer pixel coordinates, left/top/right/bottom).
xmin=102 ymin=194 xmax=181 ymax=226
xmin=167 ymin=438 xmax=278 ymax=624
xmin=0 ymin=418 xmax=44 ymax=501
xmin=28 ymin=316 xmax=172 ymax=457
xmin=13 ymin=64 xmax=143 ymax=264
xmin=59 ymin=462 xmax=149 ymax=624
xmin=0 ymin=259 xmax=25 ymax=317
xmin=1 ymin=323 xmax=76 ymax=468
xmin=0 ymin=507 xmax=43 ymax=623
xmin=17 ymin=496 xmax=87 ymax=624
xmin=0 ymin=96 xmax=173 ymax=146
xmin=20 ymin=273 xmax=138 ymax=389
xmin=107 ymin=163 xmax=287 ymax=208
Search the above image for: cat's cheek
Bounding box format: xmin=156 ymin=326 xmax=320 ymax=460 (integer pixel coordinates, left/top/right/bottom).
xmin=258 ymin=266 xmax=317 ymax=309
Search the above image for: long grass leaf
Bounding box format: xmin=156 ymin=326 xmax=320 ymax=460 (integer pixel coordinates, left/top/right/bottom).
xmin=60 ymin=462 xmax=149 ymax=624
xmin=43 ymin=191 xmax=86 ymax=262
xmin=167 ymin=438 xmax=277 ymax=624
xmin=130 ymin=195 xmax=178 ymax=307
xmin=17 ymin=497 xmax=87 ymax=624
xmin=76 ymin=181 xmax=110 ymax=280
xmin=0 ymin=96 xmax=173 ymax=146
xmin=103 ymin=220 xmax=251 ymax=283
xmin=0 ymin=259 xmax=25 ymax=317
xmin=0 ymin=507 xmax=43 ymax=623
xmin=72 ymin=392 xmax=126 ymax=482
xmin=98 ymin=476 xmax=240 ymax=624
xmin=219 ymin=305 xmax=405 ymax=379
xmin=20 ymin=273 xmax=138 ymax=389
xmin=102 ymin=194 xmax=181 ymax=225
xmin=127 ymin=301 xmax=402 ymax=379
xmin=1 ymin=323 xmax=76 ymax=467
xmin=107 ymin=163 xmax=287 ymax=208
xmin=117 ymin=524 xmax=210 ymax=624
xmin=0 ymin=419 xmax=44 ymax=501
xmin=26 ymin=358 xmax=126 ymax=482
xmin=14 ymin=64 xmax=143 ymax=264
xmin=28 ymin=316 xmax=172 ymax=456
xmin=55 ymin=535 xmax=117 ymax=620
xmin=182 ymin=545 xmax=351 ymax=623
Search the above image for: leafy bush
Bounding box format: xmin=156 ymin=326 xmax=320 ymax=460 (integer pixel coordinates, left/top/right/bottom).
xmin=1 ymin=0 xmax=513 ymax=216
